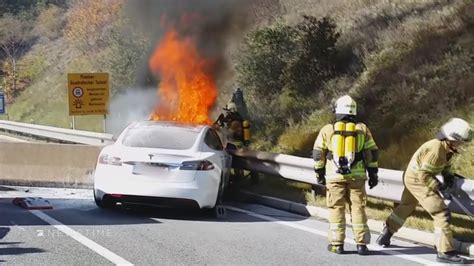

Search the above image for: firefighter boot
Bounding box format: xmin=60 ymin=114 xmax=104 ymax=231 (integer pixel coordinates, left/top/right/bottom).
xmin=376 ymin=227 xmax=393 ymax=247
xmin=357 ymin=244 xmax=369 ymax=256
xmin=436 ymin=251 xmax=466 ymax=264
xmin=327 ymin=244 xmax=344 ymax=254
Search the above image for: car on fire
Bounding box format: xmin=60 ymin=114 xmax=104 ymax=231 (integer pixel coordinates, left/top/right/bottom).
xmin=93 ymin=121 xmax=232 ymax=216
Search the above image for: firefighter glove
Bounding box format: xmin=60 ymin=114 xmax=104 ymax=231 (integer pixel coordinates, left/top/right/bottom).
xmin=368 ymin=167 xmax=378 ymax=189
xmin=438 ymin=183 xmax=452 ymax=200
xmin=315 ymin=168 xmax=326 ymax=186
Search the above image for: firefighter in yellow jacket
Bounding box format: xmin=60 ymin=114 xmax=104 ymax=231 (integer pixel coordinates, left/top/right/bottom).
xmin=313 ymin=95 xmax=379 ymax=255
xmin=377 ymin=118 xmax=472 ymax=264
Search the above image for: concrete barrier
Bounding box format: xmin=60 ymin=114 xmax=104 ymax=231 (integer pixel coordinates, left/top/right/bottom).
xmin=0 ymin=143 xmax=101 ymax=187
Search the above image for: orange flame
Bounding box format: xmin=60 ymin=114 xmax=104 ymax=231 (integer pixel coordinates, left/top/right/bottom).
xmin=149 ymin=27 xmax=217 ymax=125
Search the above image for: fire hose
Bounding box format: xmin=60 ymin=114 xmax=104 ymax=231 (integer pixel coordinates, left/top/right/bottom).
xmin=439 ymin=174 xmax=474 ymax=221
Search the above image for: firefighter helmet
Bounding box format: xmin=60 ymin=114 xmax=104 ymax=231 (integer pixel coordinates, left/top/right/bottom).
xmin=335 ymin=95 xmax=357 ymax=116
xmin=441 ymin=118 xmax=472 ymax=142
xmin=224 ymin=102 xmax=238 ymax=112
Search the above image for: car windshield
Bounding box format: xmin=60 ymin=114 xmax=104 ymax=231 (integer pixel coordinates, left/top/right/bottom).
xmin=122 ymin=123 xmax=201 ymax=150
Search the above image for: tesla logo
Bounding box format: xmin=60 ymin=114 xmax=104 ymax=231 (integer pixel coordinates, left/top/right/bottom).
xmin=148 ymin=154 xmax=154 ymax=160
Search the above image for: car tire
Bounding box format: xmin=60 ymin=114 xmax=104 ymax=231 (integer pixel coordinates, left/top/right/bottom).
xmin=94 ymin=189 xmax=113 ymax=209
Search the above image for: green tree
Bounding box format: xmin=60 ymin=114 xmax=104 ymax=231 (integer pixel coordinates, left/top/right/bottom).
xmin=237 ymin=23 xmax=297 ymax=100
xmin=0 ymin=14 xmax=33 ymax=99
xmin=65 ymin=0 xmax=125 ymax=54
xmin=236 ymin=15 xmax=341 ymax=144
xmin=98 ymin=13 xmax=149 ymax=91
xmin=0 ymin=0 xmax=36 ymax=16
xmin=34 ymin=4 xmax=66 ymax=41
xmin=285 ymin=16 xmax=340 ymax=96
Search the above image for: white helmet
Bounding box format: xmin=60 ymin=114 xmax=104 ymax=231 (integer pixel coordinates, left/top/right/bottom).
xmin=441 ymin=118 xmax=472 ymax=142
xmin=224 ymin=102 xmax=237 ymax=112
xmin=335 ymin=95 xmax=357 ymax=115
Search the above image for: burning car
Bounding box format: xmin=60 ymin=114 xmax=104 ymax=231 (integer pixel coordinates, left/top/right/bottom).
xmin=93 ymin=120 xmax=231 ymax=216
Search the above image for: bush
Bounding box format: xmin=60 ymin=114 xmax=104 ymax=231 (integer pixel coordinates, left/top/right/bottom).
xmin=64 ymin=0 xmax=124 ymax=53
xmin=0 ymin=13 xmax=35 ymax=103
xmin=0 ymin=0 xmax=37 ymax=16
xmin=1 ymin=60 xmax=31 ymax=102
xmin=34 ymin=5 xmax=65 ymax=41
xmin=96 ymin=13 xmax=149 ymax=92
xmin=237 ymin=22 xmax=298 ymax=100
xmin=236 ymin=15 xmax=342 ymax=146
xmin=276 ymin=110 xmax=333 ymax=155
xmin=284 ymin=16 xmax=340 ymax=96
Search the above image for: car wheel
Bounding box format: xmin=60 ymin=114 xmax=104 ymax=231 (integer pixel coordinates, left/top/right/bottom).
xmin=212 ymin=204 xmax=227 ymax=219
xmin=94 ymin=189 xmax=113 ymax=209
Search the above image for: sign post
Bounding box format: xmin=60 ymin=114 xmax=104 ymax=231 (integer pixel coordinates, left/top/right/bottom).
xmin=67 ymin=73 xmax=110 ymax=132
xmin=103 ymin=114 xmax=107 ymax=133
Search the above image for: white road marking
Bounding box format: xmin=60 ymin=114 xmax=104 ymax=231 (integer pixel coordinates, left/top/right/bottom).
xmin=30 ymin=210 xmax=133 ymax=265
xmin=227 ymin=206 xmax=442 ymax=265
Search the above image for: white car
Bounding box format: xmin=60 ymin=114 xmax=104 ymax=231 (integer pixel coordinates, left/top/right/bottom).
xmin=93 ymin=121 xmax=232 ymax=215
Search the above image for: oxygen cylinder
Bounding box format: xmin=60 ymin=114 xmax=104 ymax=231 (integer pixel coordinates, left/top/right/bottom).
xmin=344 ymin=122 xmax=356 ymax=166
xmin=243 ymin=120 xmax=251 ymax=144
xmin=332 ymin=121 xmax=345 ymax=169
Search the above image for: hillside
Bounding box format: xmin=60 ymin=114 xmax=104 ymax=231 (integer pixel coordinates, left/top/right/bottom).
xmin=0 ymin=0 xmax=473 ymax=175
xmin=237 ymin=0 xmax=474 ymax=175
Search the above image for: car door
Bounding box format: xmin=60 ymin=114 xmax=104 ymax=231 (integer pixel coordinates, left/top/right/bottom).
xmin=204 ymin=129 xmax=232 ymax=187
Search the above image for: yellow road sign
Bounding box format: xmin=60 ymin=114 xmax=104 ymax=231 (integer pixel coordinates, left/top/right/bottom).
xmin=68 ymin=73 xmax=109 ymax=115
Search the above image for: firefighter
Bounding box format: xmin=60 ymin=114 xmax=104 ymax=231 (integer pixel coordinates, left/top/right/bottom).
xmin=376 ymin=118 xmax=472 ymax=264
xmin=313 ymin=95 xmax=379 ymax=255
xmin=215 ymin=102 xmax=244 ymax=148
xmin=214 ymin=101 xmax=252 ymax=187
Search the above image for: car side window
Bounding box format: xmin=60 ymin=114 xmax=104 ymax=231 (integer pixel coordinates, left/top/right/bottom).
xmin=204 ymin=129 xmax=223 ymax=151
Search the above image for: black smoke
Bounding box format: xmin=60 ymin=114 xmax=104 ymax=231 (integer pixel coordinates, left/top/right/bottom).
xmin=125 ymin=0 xmax=259 ymax=87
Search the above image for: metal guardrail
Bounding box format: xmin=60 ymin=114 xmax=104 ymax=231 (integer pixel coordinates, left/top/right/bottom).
xmin=231 ymin=149 xmax=474 ymax=215
xmin=0 ymin=121 xmax=114 ymax=146
xmin=0 ymin=120 xmax=472 ymax=215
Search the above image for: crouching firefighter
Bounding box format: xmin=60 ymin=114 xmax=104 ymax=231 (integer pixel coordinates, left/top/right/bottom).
xmin=313 ymin=95 xmax=379 ymax=255
xmin=377 ymin=118 xmax=472 ymax=264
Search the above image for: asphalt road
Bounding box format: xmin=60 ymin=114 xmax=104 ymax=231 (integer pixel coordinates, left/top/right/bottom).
xmin=0 ymin=186 xmax=472 ymax=265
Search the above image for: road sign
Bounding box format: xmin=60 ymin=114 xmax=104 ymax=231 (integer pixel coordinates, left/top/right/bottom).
xmin=0 ymin=93 xmax=5 ymax=114
xmin=68 ymin=73 xmax=109 ymax=115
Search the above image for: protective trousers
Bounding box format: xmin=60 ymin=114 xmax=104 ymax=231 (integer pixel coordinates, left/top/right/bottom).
xmin=385 ymin=174 xmax=454 ymax=253
xmin=327 ymin=180 xmax=370 ymax=245
xmin=226 ymin=142 xmax=244 ymax=186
